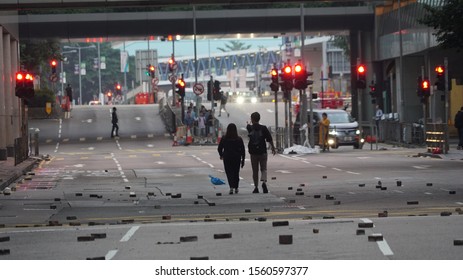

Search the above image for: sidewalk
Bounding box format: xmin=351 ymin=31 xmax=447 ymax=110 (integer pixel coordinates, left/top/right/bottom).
xmin=0 ymin=157 xmax=39 ymax=191
xmin=416 ymin=137 xmax=463 ymax=160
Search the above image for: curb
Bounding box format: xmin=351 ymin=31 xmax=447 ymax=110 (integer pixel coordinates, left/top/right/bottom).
xmin=0 ymin=158 xmax=40 ymax=191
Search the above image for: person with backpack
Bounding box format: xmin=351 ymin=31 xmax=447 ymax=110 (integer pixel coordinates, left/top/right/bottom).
xmin=218 ymin=123 xmax=246 ymax=194
xmin=246 ymin=112 xmax=276 ymax=193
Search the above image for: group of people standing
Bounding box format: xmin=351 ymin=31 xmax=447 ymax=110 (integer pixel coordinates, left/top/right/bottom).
xmin=217 ymin=112 xmax=276 ymax=195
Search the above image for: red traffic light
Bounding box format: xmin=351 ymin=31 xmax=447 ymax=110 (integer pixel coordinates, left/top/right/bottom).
xmin=422 ymin=79 xmax=430 ymax=89
xmin=283 ymin=65 xmax=292 ymax=74
xmin=294 ymin=64 xmax=303 ymax=73
xmin=116 ymin=84 xmax=121 ymax=90
xmin=16 ymin=72 xmax=24 ymax=81
xmin=270 ymin=69 xmax=278 ymax=77
xmin=51 ymin=60 xmax=58 ymax=67
xmin=357 ymin=64 xmax=366 ymax=74
xmin=149 ymin=65 xmax=155 ymax=72
xmin=435 ymin=66 xmax=444 ymax=75
xmin=177 ymin=79 xmax=185 ymax=87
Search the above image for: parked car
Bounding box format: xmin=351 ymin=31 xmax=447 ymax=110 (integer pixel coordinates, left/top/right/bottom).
xmin=293 ymin=109 xmax=364 ymax=149
xmin=88 ymin=100 xmax=101 ymax=105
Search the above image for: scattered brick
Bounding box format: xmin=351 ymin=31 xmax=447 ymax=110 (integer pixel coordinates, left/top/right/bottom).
xmin=449 ymin=191 xmax=456 ymax=195
xmin=313 ymin=229 xmax=319 ymax=234
xmin=194 ymin=201 xmax=199 ymax=204
xmin=297 ymin=188 xmax=303 ymax=191
xmin=147 ymin=192 xmax=155 ymax=196
xmin=66 ymin=216 xmax=77 ymax=220
xmin=271 ymin=177 xmax=276 ymax=180
xmin=50 ymin=205 xmax=57 ymax=209
xmin=197 ymin=195 xmax=203 ymax=199
xmin=378 ymin=211 xmax=388 ymax=218
xmin=69 ymin=222 xmax=81 ymax=226
xmin=396 ymin=181 xmax=402 ymax=187
xmin=239 ymin=217 xmax=249 ymax=221
xmin=323 ymin=216 xmax=335 ymax=219
xmin=88 ymin=222 xmax=104 ymax=226
xmin=426 ymin=183 xmax=433 ymax=186
xmin=314 ymin=195 xmax=321 ymax=199
xmin=180 ymin=236 xmax=198 ymax=242
xmin=204 ymin=218 xmax=216 ymax=222
xmin=325 ymin=195 xmax=335 ymax=200
xmin=296 ymin=192 xmax=304 ymax=196
xmin=256 ymin=217 xmax=267 ymax=222
xmin=440 ymin=212 xmax=452 ymax=216
xmin=214 ymin=233 xmax=232 ymax=239
xmin=190 ymin=256 xmax=209 ymax=260
xmin=245 ymin=209 xmax=251 ymax=213
xmin=90 ymin=194 xmax=99 ymax=198
xmin=0 ymin=249 xmax=10 ymax=255
xmin=48 ymin=221 xmax=61 ymax=226
xmin=302 ymin=216 xmax=312 ymax=220
xmin=272 ymin=221 xmax=289 ymax=227
xmin=288 ymin=187 xmax=293 ymax=190
xmin=407 ymin=201 xmax=419 ymax=205
xmin=154 ymin=205 xmax=161 ymax=209
xmin=300 ymin=183 xmax=305 ymax=187
xmin=162 ymin=215 xmax=171 ymax=220
xmin=125 ymin=186 xmax=131 ymax=190
xmin=356 ymin=229 xmax=365 ymax=235
xmin=0 ymin=236 xmax=10 ymax=242
xmin=77 ymin=236 xmax=95 ymax=242
xmin=165 ymin=193 xmax=171 ymax=196
xmin=288 ymin=199 xmax=296 ymax=203
xmin=334 ymin=201 xmax=341 ymax=205
xmin=54 ymin=198 xmax=61 ymax=202
xmin=264 ymin=208 xmax=270 ymax=212
xmin=358 ymin=184 xmax=365 ymax=187
xmin=208 ymin=202 xmax=216 ymax=206
xmin=121 ymin=219 xmax=134 ymax=224
xmin=322 ymin=176 xmax=327 ymax=179
xmin=279 ymin=235 xmax=293 ymax=245
xmin=358 ymin=222 xmax=374 ymax=228
xmin=368 ymin=234 xmax=383 ymax=242
xmin=216 ymin=193 xmax=222 ymax=197
xmin=86 ymin=256 xmax=105 ymax=260
xmin=129 ymin=192 xmax=136 ymax=198
xmin=381 ymin=187 xmax=387 ymax=191
xmin=75 ymin=193 xmax=83 ymax=197
xmin=171 ymin=193 xmax=182 ymax=198
xmin=454 ymin=240 xmax=463 ymax=246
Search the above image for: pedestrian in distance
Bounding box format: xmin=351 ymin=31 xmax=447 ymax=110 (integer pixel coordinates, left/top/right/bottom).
xmin=455 ymin=106 xmax=463 ymax=150
xmin=374 ymin=105 xmax=383 ymax=140
xmin=111 ymin=107 xmax=119 ymax=138
xmin=319 ymin=112 xmax=330 ymax=152
xmin=246 ymin=112 xmax=276 ymax=194
xmin=217 ymin=123 xmax=246 ymax=194
xmin=218 ymin=91 xmax=230 ymax=117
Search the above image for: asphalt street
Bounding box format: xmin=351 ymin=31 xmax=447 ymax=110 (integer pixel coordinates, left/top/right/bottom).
xmin=1 ymin=103 xmax=462 ymax=260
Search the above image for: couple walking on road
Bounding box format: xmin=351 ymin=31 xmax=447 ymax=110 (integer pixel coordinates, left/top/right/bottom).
xmin=217 ymin=112 xmax=276 ymax=195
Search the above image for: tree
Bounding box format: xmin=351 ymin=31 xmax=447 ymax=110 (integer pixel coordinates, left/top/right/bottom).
xmin=331 ymin=35 xmax=350 ymax=59
xmin=420 ymin=0 xmax=463 ymax=51
xmin=217 ymin=40 xmax=251 ymax=52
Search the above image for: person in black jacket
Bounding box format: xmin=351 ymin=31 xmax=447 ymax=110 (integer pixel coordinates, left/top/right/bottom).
xmin=218 ymin=123 xmax=245 ymax=194
xmin=246 ymin=112 xmax=276 ymax=194
xmin=455 ymin=106 xmax=463 ymax=150
xmin=111 ymin=107 xmax=119 ymax=138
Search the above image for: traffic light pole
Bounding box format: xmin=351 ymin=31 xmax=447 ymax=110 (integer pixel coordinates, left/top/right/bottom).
xmin=309 ymin=86 xmax=314 ymax=148
xmin=284 ymin=91 xmax=289 ymax=148
xmin=444 ymin=57 xmax=449 ymax=154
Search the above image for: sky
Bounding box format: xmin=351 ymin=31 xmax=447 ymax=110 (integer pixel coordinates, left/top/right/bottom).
xmin=118 ymin=37 xmax=283 ymax=58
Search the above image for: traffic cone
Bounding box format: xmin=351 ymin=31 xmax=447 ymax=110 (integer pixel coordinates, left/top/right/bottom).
xmin=217 ymin=127 xmax=222 ymax=143
xmin=172 ymin=127 xmax=180 ymax=146
xmin=186 ymin=126 xmax=193 ymax=145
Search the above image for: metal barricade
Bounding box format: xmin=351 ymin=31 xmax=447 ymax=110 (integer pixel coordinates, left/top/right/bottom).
xmin=425 ymin=123 xmax=446 ymax=153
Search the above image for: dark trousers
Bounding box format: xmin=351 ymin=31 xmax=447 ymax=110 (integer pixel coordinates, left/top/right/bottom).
xmin=223 ymin=158 xmax=241 ymax=189
xmin=111 ymin=123 xmax=119 ymax=137
xmin=458 ymin=128 xmax=463 ymax=147
xmin=250 ymin=153 xmax=268 ymax=188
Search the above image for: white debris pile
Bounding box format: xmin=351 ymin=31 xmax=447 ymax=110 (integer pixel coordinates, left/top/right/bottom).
xmin=283 ymin=145 xmax=320 ymax=155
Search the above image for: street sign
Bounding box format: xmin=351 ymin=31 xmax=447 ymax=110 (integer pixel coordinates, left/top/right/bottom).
xmin=152 ymin=77 xmax=159 ymax=85
xmin=49 ymin=73 xmax=58 ymax=82
xmin=171 ymin=62 xmax=178 ymax=71
xmin=168 ymin=74 xmax=177 ymax=84
xmin=193 ymin=83 xmax=204 ymax=95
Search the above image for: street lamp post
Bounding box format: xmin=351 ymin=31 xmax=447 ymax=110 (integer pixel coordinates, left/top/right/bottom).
xmin=60 ymin=50 xmax=77 ymax=97
xmin=64 ymin=45 xmax=96 ymax=105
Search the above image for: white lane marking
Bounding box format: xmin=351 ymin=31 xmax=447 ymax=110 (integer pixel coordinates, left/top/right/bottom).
xmin=123 ymin=179 xmax=129 ymax=182
xmin=424 ymin=192 xmax=433 ymax=195
xmin=79 ymin=138 xmax=85 ymax=141
xmin=332 ymin=168 xmax=343 ymax=172
xmin=116 ymin=140 xmax=122 ymax=150
xmin=267 ymin=109 xmax=273 ymax=113
xmin=440 ymin=188 xmax=450 ymax=192
xmin=297 ymin=206 xmax=306 ymax=210
xmin=374 ymin=177 xmax=382 ymax=180
xmin=361 ymin=218 xmax=373 ymax=223
xmin=357 ymin=157 xmax=371 ymax=159
xmin=302 ymin=161 xmax=311 ymax=164
xmin=120 ymin=226 xmax=140 ymax=242
xmin=54 ymin=143 xmax=60 ymax=153
xmin=208 ymin=163 xmax=214 ymax=168
xmin=275 ymin=170 xmax=292 ymax=174
xmin=348 ymin=192 xmax=356 ymax=195
xmin=412 ymin=165 xmax=431 ymax=169
xmin=347 ymin=171 xmax=360 ymax=175
xmin=377 ymin=238 xmax=394 ymax=256
xmin=316 ymin=164 xmax=326 ymax=168
xmin=456 ymin=202 xmax=463 ymax=205
xmin=105 ymin=250 xmax=118 ymax=260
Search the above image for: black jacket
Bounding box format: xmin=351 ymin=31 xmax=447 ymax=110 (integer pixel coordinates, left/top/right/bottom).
xmin=218 ymin=137 xmax=245 ymax=162
xmin=246 ymin=123 xmax=273 ymax=155
xmin=112 ymin=111 xmax=118 ymax=124
xmin=455 ymin=111 xmax=463 ymax=129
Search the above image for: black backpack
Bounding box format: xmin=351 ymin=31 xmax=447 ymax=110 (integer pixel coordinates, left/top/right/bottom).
xmin=248 ymin=126 xmax=264 ymax=154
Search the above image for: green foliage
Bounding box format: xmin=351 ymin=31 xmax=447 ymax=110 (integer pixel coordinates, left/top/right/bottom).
xmin=217 ymin=40 xmax=252 ymax=52
xmin=332 ymin=36 xmax=350 ymax=59
xmin=19 ymin=39 xmax=61 ymax=74
xmin=420 ymin=0 xmax=463 ymax=51
xmin=27 ymin=88 xmax=55 ymax=108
